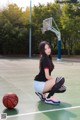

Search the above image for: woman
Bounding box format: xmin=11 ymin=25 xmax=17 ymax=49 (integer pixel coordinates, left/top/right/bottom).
xmin=34 ymin=41 xmax=65 ymax=105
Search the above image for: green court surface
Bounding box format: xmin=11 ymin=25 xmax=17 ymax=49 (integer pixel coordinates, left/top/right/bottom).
xmin=0 ymin=58 xmax=80 ymax=120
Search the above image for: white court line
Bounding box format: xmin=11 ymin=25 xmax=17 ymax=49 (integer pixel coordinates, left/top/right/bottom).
xmin=7 ymin=105 xmax=80 ymax=118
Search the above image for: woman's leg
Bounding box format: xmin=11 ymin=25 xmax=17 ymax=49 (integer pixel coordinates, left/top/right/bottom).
xmin=43 ymin=79 xmax=55 ymax=93
xmin=43 ymin=77 xmax=64 ymax=101
xmin=47 ymin=77 xmax=64 ymax=98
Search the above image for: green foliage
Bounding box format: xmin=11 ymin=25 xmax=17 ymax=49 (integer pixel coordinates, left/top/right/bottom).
xmin=0 ymin=3 xmax=80 ymax=56
xmin=60 ymin=3 xmax=80 ymax=55
xmin=0 ymin=4 xmax=29 ymax=55
xmin=32 ymin=3 xmax=61 ymax=54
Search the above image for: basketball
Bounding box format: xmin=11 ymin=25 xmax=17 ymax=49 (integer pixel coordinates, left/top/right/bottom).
xmin=2 ymin=93 xmax=18 ymax=109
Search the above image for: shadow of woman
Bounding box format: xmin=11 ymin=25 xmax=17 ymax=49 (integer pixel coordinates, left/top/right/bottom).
xmin=36 ymin=101 xmax=76 ymax=120
xmin=3 ymin=108 xmax=19 ymax=116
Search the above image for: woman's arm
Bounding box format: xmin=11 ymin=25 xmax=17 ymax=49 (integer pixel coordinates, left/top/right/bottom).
xmin=44 ymin=68 xmax=53 ymax=80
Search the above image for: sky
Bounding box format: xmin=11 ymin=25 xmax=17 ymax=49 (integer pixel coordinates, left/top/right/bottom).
xmin=0 ymin=0 xmax=54 ymax=10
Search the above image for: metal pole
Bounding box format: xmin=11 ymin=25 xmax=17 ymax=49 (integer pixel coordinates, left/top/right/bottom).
xmin=58 ymin=40 xmax=61 ymax=61
xmin=57 ymin=33 xmax=61 ymax=61
xmin=29 ymin=0 xmax=32 ymax=58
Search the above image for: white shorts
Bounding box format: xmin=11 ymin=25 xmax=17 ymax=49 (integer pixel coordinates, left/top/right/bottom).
xmin=34 ymin=80 xmax=45 ymax=93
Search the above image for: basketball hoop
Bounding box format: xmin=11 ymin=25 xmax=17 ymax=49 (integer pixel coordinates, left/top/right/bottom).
xmin=41 ymin=17 xmax=60 ymax=38
xmin=41 ymin=17 xmax=52 ymax=34
xmin=41 ymin=17 xmax=61 ymax=60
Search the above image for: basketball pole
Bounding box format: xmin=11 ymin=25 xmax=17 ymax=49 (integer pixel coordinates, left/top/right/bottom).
xmin=51 ymin=18 xmax=61 ymax=61
xmin=29 ymin=0 xmax=32 ymax=58
xmin=42 ymin=17 xmax=61 ymax=61
xmin=57 ymin=33 xmax=61 ymax=61
xmin=48 ymin=27 xmax=61 ymax=61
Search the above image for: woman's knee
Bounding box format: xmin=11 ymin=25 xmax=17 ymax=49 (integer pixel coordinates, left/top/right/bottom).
xmin=43 ymin=79 xmax=55 ymax=92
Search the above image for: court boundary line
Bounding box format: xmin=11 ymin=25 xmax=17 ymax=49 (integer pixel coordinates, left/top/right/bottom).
xmin=7 ymin=105 xmax=80 ymax=118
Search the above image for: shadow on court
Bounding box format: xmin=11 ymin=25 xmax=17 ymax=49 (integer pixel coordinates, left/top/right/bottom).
xmin=3 ymin=108 xmax=19 ymax=116
xmin=37 ymin=101 xmax=76 ymax=120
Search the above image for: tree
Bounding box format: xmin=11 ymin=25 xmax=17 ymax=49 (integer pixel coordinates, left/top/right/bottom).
xmin=0 ymin=4 xmax=29 ymax=55
xmin=60 ymin=3 xmax=80 ymax=55
xmin=32 ymin=3 xmax=62 ymax=54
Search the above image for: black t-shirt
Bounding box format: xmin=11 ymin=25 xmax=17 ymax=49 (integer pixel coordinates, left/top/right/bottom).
xmin=34 ymin=56 xmax=54 ymax=82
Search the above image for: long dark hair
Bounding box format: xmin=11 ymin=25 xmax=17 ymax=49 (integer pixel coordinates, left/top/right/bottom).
xmin=39 ymin=41 xmax=52 ymax=59
xmin=39 ymin=41 xmax=54 ymax=71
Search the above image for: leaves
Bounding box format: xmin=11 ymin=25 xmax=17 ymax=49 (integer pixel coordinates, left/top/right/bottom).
xmin=0 ymin=2 xmax=80 ymax=55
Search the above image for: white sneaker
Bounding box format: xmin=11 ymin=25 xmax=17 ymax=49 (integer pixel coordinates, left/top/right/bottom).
xmin=45 ymin=98 xmax=60 ymax=105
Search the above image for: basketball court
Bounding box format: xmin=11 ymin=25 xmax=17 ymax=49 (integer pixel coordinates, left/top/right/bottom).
xmin=0 ymin=57 xmax=80 ymax=120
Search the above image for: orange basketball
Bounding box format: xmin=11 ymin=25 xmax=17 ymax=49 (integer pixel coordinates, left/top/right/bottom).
xmin=2 ymin=93 xmax=18 ymax=109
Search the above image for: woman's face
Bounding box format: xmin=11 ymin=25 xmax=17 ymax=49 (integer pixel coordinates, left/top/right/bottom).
xmin=44 ymin=44 xmax=51 ymax=56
